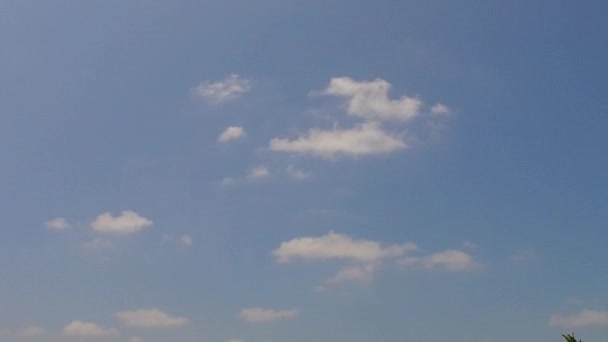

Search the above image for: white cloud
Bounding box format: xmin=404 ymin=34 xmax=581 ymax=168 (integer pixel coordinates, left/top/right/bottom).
xmin=247 ymin=166 xmax=270 ymax=179
xmin=509 ymin=250 xmax=537 ymax=263
xmin=129 ymin=337 xmax=144 ymax=342
xmin=399 ymin=249 xmax=477 ymax=271
xmin=218 ymin=126 xmax=246 ymax=143
xmin=549 ymin=309 xmax=608 ymax=328
xmin=91 ymin=210 xmax=152 ymax=236
xmin=19 ymin=326 xmax=45 ymax=337
xmin=239 ymin=308 xmax=299 ymax=323
xmin=62 ymin=321 xmax=118 ymax=337
xmin=180 ymin=234 xmax=193 ymax=247
xmin=115 ymin=309 xmax=189 ymax=328
xmin=270 ymin=122 xmax=406 ymax=159
xmin=192 ymin=74 xmax=251 ymax=104
xmin=327 ymin=264 xmax=378 ymax=284
xmin=431 ymin=103 xmax=451 ymax=115
xmin=273 ymin=232 xmax=416 ymax=263
xmin=286 ymin=165 xmax=311 ymax=180
xmin=45 ymin=217 xmax=71 ymax=231
xmin=324 ymin=77 xmax=421 ymax=121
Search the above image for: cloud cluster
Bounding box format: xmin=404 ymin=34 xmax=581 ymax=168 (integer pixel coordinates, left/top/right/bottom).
xmin=270 ymin=77 xmax=449 ymax=159
xmin=274 ymin=232 xmax=479 ymax=286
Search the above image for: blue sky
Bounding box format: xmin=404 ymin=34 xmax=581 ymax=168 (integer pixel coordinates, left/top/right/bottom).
xmin=1 ymin=1 xmax=607 ymax=341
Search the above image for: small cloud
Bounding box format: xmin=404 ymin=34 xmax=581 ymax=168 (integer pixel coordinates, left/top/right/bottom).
xmin=115 ymin=308 xmax=189 ymax=328
xmin=270 ymin=122 xmax=406 ymax=159
xmin=326 ymin=264 xmax=378 ymax=284
xmin=324 ymin=77 xmax=421 ymax=121
xmin=239 ymin=308 xmax=299 ymax=323
xmin=430 ymin=103 xmax=451 ymax=115
xmin=129 ymin=337 xmax=144 ymax=342
xmin=549 ymin=309 xmax=608 ymax=328
xmin=509 ymin=250 xmax=537 ymax=263
xmin=286 ymin=165 xmax=311 ymax=180
xmin=180 ymin=234 xmax=193 ymax=247
xmin=247 ymin=166 xmax=270 ymax=179
xmin=45 ymin=217 xmax=71 ymax=232
xmin=273 ymin=232 xmax=415 ymax=264
xmin=19 ymin=326 xmax=45 ymax=337
xmin=62 ymin=321 xmax=118 ymax=337
xmin=91 ymin=210 xmax=152 ymax=236
xmin=220 ymin=177 xmax=238 ymax=186
xmin=218 ymin=126 xmax=246 ymax=143
xmin=399 ymin=249 xmax=479 ymax=272
xmin=192 ymin=74 xmax=251 ymax=104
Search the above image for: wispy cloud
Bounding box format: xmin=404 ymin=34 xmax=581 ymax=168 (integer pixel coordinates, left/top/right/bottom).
xmin=247 ymin=166 xmax=270 ymax=179
xmin=286 ymin=165 xmax=311 ymax=180
xmin=62 ymin=321 xmax=118 ymax=337
xmin=398 ymin=249 xmax=479 ymax=272
xmin=45 ymin=217 xmax=71 ymax=232
xmin=192 ymin=74 xmax=251 ymax=104
xmin=549 ymin=309 xmax=608 ymax=328
xmin=115 ymin=308 xmax=189 ymax=328
xmin=508 ymin=250 xmax=537 ymax=263
xmin=239 ymin=308 xmax=299 ymax=323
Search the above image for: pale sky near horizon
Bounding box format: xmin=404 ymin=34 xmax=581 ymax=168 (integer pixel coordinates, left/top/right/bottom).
xmin=1 ymin=1 xmax=607 ymax=341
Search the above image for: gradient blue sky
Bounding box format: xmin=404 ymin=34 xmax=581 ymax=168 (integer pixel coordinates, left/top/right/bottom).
xmin=1 ymin=1 xmax=607 ymax=341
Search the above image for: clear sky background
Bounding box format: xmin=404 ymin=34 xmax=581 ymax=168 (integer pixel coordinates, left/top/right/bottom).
xmin=1 ymin=1 xmax=607 ymax=341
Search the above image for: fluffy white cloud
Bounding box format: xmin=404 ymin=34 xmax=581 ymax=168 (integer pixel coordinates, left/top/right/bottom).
xmin=286 ymin=165 xmax=310 ymax=180
xmin=218 ymin=126 xmax=246 ymax=143
xmin=180 ymin=234 xmax=193 ymax=247
xmin=430 ymin=103 xmax=451 ymax=115
xmin=270 ymin=122 xmax=406 ymax=159
xmin=247 ymin=166 xmax=270 ymax=179
xmin=324 ymin=77 xmax=421 ymax=121
xmin=115 ymin=309 xmax=189 ymax=328
xmin=45 ymin=217 xmax=71 ymax=231
xmin=549 ymin=309 xmax=608 ymax=328
xmin=62 ymin=321 xmax=118 ymax=337
xmin=192 ymin=74 xmax=251 ymax=103
xmin=19 ymin=326 xmax=45 ymax=337
xmin=91 ymin=210 xmax=152 ymax=236
xmin=399 ymin=249 xmax=477 ymax=271
xmin=273 ymin=232 xmax=416 ymax=263
xmin=239 ymin=308 xmax=299 ymax=323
